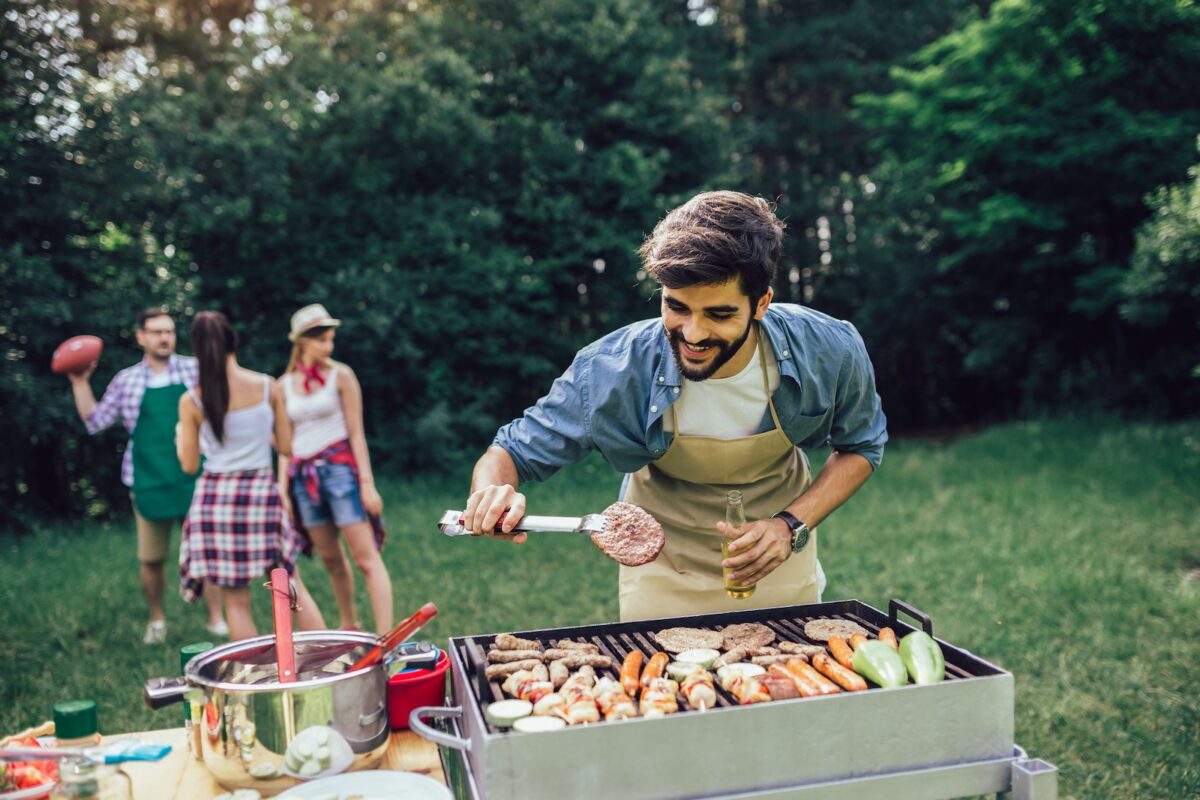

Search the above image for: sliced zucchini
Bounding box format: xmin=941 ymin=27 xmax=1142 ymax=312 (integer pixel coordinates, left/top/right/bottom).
xmin=512 ymin=715 xmax=567 ymax=733
xmin=247 ymin=762 xmax=281 ymax=779
xmin=485 ymin=699 xmax=533 ymax=728
xmin=674 ymin=648 xmax=721 ymax=669
xmin=666 ymin=661 xmax=704 ymax=682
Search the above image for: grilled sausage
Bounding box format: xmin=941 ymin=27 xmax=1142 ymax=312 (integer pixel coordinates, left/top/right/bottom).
xmin=751 ymin=654 xmax=807 ymax=666
xmin=828 ymin=636 xmax=855 ymax=670
xmin=788 ymin=659 xmax=841 ymax=696
xmin=642 ymin=652 xmax=669 ymax=687
xmin=548 ymin=659 xmax=570 ymax=689
xmin=544 ymin=647 xmax=602 ymax=660
xmin=620 ymin=651 xmax=645 ymax=697
xmin=778 ymin=642 xmax=825 ymax=658
xmin=812 ymin=652 xmax=868 ymax=692
xmin=554 ymin=640 xmax=600 ymax=653
xmin=487 ymin=649 xmax=544 ymax=663
xmin=877 ymin=627 xmax=899 ymax=651
xmin=761 ymin=674 xmax=801 ymax=701
xmin=549 ymin=654 xmax=613 ymax=670
xmin=848 ymin=633 xmax=868 ymax=651
xmin=769 ymin=663 xmax=821 ymax=697
xmin=494 ymin=633 xmax=541 ymax=651
xmin=487 ymin=659 xmax=543 ymax=680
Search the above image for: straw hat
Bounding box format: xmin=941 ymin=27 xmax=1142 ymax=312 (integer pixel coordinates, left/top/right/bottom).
xmin=288 ymin=304 xmax=342 ymax=341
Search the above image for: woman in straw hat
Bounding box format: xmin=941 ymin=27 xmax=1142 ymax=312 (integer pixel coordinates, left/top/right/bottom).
xmin=278 ymin=304 xmax=392 ymax=633
xmin=177 ymin=311 xmax=325 ymax=640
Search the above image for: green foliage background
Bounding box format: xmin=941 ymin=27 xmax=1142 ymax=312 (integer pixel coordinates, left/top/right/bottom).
xmin=2 ymin=0 xmax=1198 ymax=527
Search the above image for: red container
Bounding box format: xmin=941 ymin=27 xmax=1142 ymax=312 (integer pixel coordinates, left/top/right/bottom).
xmin=386 ymin=649 xmax=450 ymax=730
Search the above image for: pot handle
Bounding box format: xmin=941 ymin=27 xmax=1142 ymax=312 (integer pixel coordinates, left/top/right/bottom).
xmin=359 ymin=700 xmax=386 ymax=727
xmin=143 ymin=676 xmax=190 ymax=710
xmin=408 ymin=706 xmax=471 ymax=752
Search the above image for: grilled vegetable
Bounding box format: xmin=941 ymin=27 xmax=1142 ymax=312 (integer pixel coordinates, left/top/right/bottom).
xmin=827 ymin=635 xmax=855 ymax=670
xmin=620 ymin=650 xmax=644 ymax=697
xmin=811 ymin=652 xmax=868 ymax=692
xmin=674 ymin=648 xmax=720 ymax=669
xmin=877 ymin=627 xmax=899 ymax=651
xmin=666 ymin=661 xmax=703 ymax=682
xmin=513 ymin=715 xmax=566 ymax=732
xmin=851 ymin=641 xmax=908 ymax=689
xmin=486 ymin=699 xmax=533 ymax=727
xmin=732 ymin=674 xmax=772 ymax=705
xmin=899 ymin=631 xmax=946 ymax=685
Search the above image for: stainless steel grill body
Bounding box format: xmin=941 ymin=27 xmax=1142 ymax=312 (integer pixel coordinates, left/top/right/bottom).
xmin=414 ymin=600 xmax=1026 ymax=800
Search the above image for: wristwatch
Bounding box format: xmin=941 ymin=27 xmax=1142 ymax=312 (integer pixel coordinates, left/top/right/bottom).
xmin=772 ymin=510 xmax=810 ymax=554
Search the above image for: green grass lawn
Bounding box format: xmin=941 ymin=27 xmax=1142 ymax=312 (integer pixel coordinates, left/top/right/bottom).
xmin=2 ymin=418 xmax=1197 ymax=798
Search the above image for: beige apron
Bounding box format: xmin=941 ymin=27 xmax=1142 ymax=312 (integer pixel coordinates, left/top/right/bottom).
xmin=619 ymin=333 xmax=818 ymax=622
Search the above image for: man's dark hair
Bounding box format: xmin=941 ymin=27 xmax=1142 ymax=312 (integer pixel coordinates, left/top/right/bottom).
xmin=639 ymin=191 xmax=785 ymax=305
xmin=138 ymin=308 xmax=173 ymax=329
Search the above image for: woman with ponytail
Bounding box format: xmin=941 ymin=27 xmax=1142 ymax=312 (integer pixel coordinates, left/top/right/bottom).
xmin=177 ymin=311 xmax=325 ymax=640
xmin=279 ymin=304 xmax=392 ymax=633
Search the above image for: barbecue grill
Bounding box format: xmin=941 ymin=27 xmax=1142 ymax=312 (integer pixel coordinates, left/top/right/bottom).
xmin=411 ymin=599 xmax=1058 ymax=800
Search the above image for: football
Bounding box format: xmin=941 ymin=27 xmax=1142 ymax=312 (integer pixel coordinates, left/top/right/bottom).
xmin=51 ymin=335 xmax=103 ymax=375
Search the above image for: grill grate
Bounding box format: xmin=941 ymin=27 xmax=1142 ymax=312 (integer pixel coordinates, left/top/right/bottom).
xmin=452 ymin=599 xmax=999 ymax=734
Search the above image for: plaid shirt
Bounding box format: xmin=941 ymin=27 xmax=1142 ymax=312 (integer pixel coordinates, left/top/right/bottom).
xmin=85 ymin=354 xmax=199 ymax=487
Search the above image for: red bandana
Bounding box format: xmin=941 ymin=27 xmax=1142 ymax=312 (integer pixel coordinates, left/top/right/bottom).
xmin=298 ymin=362 xmax=326 ymax=393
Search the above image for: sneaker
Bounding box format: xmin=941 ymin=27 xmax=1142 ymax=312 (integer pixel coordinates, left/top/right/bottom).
xmin=143 ymin=619 xmax=167 ymax=645
xmin=206 ymin=620 xmax=230 ymax=638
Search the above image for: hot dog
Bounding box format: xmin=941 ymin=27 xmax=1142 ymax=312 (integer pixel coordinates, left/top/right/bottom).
xmin=621 ymin=651 xmax=645 ymax=697
xmin=769 ymin=663 xmax=821 ymax=697
xmin=777 ymin=658 xmax=840 ymax=696
xmin=811 ymin=652 xmax=868 ymax=692
xmin=642 ymin=652 xmax=669 ymax=687
xmin=878 ymin=627 xmax=899 ymax=650
xmin=827 ymin=636 xmax=855 ymax=670
xmin=848 ymin=633 xmax=868 ymax=651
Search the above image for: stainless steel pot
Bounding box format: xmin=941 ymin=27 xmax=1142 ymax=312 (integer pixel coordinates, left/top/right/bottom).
xmin=144 ymin=630 xmax=388 ymax=796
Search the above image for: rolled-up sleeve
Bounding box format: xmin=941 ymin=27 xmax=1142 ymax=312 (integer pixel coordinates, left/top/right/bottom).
xmin=85 ymin=372 xmax=125 ymax=435
xmin=493 ymin=353 xmax=596 ymax=484
xmin=828 ymin=322 xmax=887 ymax=470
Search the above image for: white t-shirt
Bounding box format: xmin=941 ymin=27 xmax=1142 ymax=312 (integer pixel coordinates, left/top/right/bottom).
xmin=664 ymin=341 xmax=781 ymax=439
xmin=145 ymin=367 xmax=172 ymax=389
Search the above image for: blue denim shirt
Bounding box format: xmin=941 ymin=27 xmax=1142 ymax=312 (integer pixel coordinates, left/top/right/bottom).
xmin=494 ymin=303 xmax=887 ymax=484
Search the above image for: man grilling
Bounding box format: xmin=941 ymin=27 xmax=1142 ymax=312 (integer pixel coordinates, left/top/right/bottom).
xmin=462 ymin=191 xmax=887 ymax=621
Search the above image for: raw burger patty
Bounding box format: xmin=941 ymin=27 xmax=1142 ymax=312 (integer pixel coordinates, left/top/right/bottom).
xmin=593 ymin=502 xmax=665 ymax=567
xmin=720 ymin=622 xmax=775 ymax=651
xmin=803 ymin=618 xmax=869 ymax=642
xmin=653 ymin=627 xmax=724 ymax=653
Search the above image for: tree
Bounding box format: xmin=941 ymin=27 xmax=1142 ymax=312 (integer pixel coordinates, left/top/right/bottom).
xmin=1122 ymin=139 xmax=1200 ymax=411
xmin=856 ymin=0 xmax=1200 ymax=422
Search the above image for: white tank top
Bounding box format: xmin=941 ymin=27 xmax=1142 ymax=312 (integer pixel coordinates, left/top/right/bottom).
xmin=284 ymin=364 xmax=349 ymax=458
xmin=194 ymin=377 xmax=275 ymax=472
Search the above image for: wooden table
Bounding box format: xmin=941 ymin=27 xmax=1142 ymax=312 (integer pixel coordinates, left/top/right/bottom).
xmin=108 ymin=728 xmax=445 ymax=799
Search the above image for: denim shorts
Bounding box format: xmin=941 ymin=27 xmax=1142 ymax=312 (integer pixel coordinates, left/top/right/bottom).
xmin=293 ymin=461 xmax=368 ymax=528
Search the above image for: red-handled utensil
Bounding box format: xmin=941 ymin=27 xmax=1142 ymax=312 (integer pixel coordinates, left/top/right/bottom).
xmin=349 ymin=602 xmax=438 ymax=672
xmin=269 ymin=567 xmax=297 ymax=683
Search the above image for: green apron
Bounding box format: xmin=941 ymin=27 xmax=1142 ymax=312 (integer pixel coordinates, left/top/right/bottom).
xmin=131 ymin=382 xmax=198 ymax=520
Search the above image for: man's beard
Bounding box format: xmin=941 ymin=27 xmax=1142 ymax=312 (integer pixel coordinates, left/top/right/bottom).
xmin=667 ymin=317 xmax=754 ymax=381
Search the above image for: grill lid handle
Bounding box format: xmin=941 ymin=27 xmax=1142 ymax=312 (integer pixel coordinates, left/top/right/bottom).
xmin=888 ymin=599 xmax=934 ymax=636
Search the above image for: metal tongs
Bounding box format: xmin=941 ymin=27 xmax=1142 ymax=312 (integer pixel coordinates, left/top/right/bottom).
xmin=438 ymin=509 xmax=606 ymax=537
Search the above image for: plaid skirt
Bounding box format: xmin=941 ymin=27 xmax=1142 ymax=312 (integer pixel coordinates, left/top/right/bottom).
xmin=180 ymin=467 xmax=304 ymax=603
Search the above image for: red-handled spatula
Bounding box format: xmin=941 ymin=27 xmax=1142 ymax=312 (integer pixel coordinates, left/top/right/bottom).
xmin=269 ymin=567 xmax=297 ymax=683
xmin=348 ymin=602 xmax=438 ymax=673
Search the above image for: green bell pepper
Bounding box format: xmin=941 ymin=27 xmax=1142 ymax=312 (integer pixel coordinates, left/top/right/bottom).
xmin=851 ymin=640 xmax=908 ymax=688
xmin=899 ymin=630 xmax=946 ymax=685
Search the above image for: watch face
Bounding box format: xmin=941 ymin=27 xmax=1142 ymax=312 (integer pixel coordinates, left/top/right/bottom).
xmin=791 ymin=524 xmax=810 ymax=553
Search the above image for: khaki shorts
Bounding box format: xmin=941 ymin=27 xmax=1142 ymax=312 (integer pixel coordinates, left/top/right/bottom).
xmin=130 ymin=494 xmax=182 ymax=563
